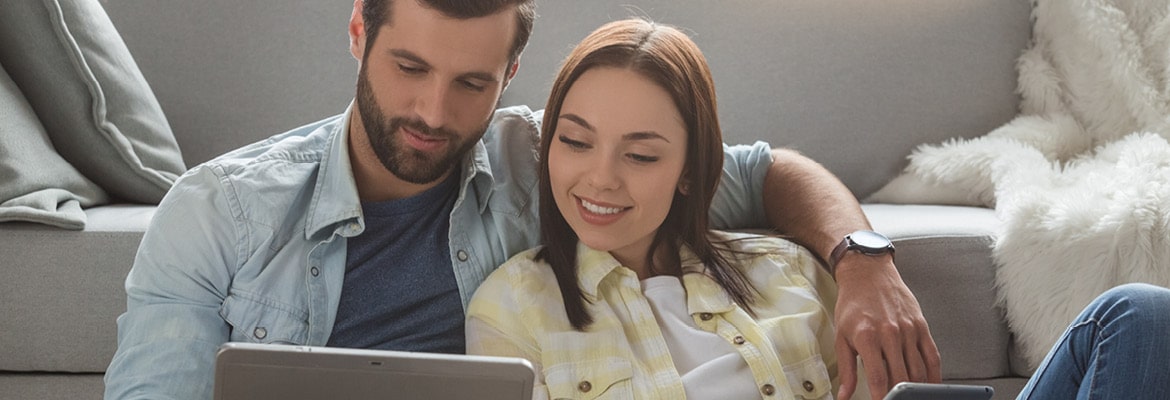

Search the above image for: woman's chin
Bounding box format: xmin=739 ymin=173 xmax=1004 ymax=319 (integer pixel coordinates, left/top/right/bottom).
xmin=575 ymin=233 xmax=623 ymax=253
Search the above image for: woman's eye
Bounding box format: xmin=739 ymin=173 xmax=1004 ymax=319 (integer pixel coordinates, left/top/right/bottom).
xmin=557 ymin=135 xmax=589 ymax=150
xmin=628 ymin=153 xmax=659 ymax=163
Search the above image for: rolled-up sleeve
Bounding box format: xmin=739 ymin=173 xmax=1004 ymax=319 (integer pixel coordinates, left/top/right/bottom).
xmin=710 ymin=141 xmax=774 ymax=230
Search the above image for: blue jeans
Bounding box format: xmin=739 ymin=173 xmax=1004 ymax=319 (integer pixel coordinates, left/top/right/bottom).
xmin=1017 ymin=283 xmax=1170 ymax=400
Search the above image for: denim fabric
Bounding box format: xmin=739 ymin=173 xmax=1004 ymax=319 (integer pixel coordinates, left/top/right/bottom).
xmin=104 ymin=104 xmax=774 ymax=400
xmin=1018 ymin=283 xmax=1170 ymax=400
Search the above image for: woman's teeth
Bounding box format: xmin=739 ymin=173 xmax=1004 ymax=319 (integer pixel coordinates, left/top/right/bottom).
xmin=581 ymin=198 xmax=623 ymax=215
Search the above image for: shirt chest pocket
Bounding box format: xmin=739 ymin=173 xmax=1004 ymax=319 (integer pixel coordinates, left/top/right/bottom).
xmin=544 ymin=357 xmax=633 ymax=400
xmin=220 ymin=293 xmax=310 ymax=345
xmin=783 ymin=354 xmax=834 ymax=400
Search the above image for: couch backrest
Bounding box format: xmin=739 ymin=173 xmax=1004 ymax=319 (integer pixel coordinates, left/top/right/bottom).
xmin=106 ymin=0 xmax=1033 ymax=198
xmin=104 ymin=0 xmax=357 ymax=171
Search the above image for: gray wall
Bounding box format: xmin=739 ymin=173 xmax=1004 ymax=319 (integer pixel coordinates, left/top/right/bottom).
xmin=105 ymin=1 xmax=357 ymax=168
xmin=106 ymin=1 xmax=1033 ymax=197
xmin=502 ymin=1 xmax=1033 ymax=197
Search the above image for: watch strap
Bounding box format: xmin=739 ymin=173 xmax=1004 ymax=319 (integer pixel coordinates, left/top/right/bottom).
xmin=828 ymin=236 xmax=851 ymax=276
xmin=827 ymin=230 xmax=894 ymax=276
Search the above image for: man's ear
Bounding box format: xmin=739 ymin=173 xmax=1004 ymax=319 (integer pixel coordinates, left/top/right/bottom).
xmin=348 ymin=0 xmax=367 ymax=62
xmin=501 ymin=55 xmax=521 ymax=93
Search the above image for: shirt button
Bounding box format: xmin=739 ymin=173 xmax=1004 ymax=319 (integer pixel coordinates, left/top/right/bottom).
xmin=310 ymin=266 xmax=320 ymax=277
xmin=762 ymin=384 xmax=776 ymax=396
xmin=457 ymin=250 xmax=469 ymax=262
xmin=577 ymin=381 xmax=592 ymax=393
xmin=733 ymin=335 xmax=746 ymax=345
xmin=348 ymin=222 xmax=360 ymax=232
xmin=253 ymin=327 xmax=267 ymax=340
xmin=803 ymin=380 xmax=816 ymax=392
xmin=699 ymin=312 xmax=713 ymax=321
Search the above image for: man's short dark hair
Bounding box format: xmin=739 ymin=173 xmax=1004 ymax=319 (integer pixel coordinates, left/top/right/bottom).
xmin=362 ymin=0 xmax=536 ymax=67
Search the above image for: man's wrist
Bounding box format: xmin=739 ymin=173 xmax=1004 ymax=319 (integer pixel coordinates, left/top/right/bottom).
xmin=828 ymin=230 xmax=895 ymax=277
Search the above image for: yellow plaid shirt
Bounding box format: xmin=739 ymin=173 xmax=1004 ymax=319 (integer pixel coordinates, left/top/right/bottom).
xmin=467 ymin=232 xmax=841 ymax=400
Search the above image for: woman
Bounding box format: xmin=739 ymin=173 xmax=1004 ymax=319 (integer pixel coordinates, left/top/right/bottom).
xmin=467 ymin=17 xmax=1170 ymax=400
xmin=466 ymin=18 xmax=848 ymax=399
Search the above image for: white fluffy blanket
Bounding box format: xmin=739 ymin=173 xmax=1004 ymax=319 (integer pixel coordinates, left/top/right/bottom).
xmin=869 ymin=0 xmax=1170 ymax=371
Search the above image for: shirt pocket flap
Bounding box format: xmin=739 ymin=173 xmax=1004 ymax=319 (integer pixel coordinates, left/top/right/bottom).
xmin=783 ymin=354 xmax=833 ymax=399
xmin=220 ymin=293 xmax=309 ymax=345
xmin=544 ymin=357 xmax=633 ymax=400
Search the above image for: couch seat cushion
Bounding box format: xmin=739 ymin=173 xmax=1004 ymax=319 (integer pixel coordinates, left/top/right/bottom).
xmin=863 ymin=204 xmax=1011 ymax=380
xmin=0 ymin=205 xmax=154 ymax=372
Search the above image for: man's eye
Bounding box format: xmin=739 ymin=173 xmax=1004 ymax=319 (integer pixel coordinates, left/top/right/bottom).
xmin=459 ymin=80 xmax=486 ymax=92
xmin=628 ymin=153 xmax=659 ymax=163
xmin=557 ymin=135 xmax=589 ymax=150
xmin=398 ymin=64 xmax=424 ymax=74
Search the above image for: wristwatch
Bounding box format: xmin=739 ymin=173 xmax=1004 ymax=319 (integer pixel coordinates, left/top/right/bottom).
xmin=828 ymin=230 xmax=895 ymax=275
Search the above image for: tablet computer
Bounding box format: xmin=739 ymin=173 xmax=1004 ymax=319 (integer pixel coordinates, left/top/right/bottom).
xmin=214 ymin=343 xmax=536 ymax=400
xmin=884 ymin=382 xmax=995 ymax=400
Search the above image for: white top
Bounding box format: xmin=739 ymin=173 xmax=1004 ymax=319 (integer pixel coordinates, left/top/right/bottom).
xmin=642 ymin=275 xmax=761 ymax=400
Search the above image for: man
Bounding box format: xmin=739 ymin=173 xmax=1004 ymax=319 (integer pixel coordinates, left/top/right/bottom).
xmin=104 ymin=1 xmax=939 ymax=399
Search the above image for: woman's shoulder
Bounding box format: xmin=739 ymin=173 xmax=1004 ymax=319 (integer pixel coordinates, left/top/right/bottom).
xmin=707 ymin=230 xmax=825 ymax=278
xmin=709 ymin=230 xmax=814 ymax=257
xmin=469 ymin=246 xmax=568 ymax=323
xmin=496 ymin=246 xmax=545 ymax=271
xmin=479 ymin=246 xmax=559 ymax=294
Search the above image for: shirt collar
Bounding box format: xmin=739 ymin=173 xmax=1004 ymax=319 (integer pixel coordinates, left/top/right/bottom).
xmin=305 ymin=103 xmax=363 ymax=240
xmin=679 ymin=245 xmax=738 ymax=314
xmin=575 ymin=241 xmax=738 ymax=315
xmin=576 ymin=242 xmax=628 ymax=298
xmin=305 ymin=103 xmax=506 ymax=239
xmin=461 ymin=139 xmax=495 ymax=214
xmin=460 ymin=106 xmax=543 ymax=215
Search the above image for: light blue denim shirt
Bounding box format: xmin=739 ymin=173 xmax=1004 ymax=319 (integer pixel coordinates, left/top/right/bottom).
xmin=104 ymin=104 xmax=773 ymax=399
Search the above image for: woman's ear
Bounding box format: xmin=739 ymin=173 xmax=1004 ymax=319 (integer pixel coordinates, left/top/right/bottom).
xmin=677 ymin=178 xmax=691 ymax=195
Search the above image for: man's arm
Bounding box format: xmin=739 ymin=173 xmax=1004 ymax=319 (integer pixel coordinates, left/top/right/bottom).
xmin=105 ymin=167 xmax=238 ymax=400
xmin=762 ymin=149 xmax=941 ymax=400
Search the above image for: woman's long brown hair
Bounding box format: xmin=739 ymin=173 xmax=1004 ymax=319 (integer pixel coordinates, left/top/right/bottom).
xmin=536 ymin=18 xmax=758 ymax=330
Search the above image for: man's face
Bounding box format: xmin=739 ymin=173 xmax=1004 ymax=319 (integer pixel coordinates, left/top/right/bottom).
xmin=353 ymin=0 xmax=517 ymax=184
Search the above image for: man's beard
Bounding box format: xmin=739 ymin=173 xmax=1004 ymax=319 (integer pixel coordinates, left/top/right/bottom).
xmin=355 ymin=68 xmax=487 ymax=185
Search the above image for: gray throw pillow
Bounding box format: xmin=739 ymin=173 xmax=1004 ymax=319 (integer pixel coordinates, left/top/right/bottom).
xmin=0 ymin=0 xmax=186 ymax=204
xmin=0 ymin=62 xmax=109 ymax=230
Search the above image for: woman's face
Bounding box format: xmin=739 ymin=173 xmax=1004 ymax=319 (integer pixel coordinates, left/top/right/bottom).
xmin=548 ymin=67 xmax=688 ymax=268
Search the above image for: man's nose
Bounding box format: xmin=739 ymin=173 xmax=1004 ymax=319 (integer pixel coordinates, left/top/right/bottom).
xmin=414 ymin=81 xmax=452 ymax=130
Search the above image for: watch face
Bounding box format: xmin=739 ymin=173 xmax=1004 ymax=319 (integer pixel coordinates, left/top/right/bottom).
xmin=850 ymin=230 xmax=891 ymax=251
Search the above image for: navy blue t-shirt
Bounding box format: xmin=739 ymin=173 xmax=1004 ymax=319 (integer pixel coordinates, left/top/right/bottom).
xmin=326 ymin=173 xmax=465 ymax=354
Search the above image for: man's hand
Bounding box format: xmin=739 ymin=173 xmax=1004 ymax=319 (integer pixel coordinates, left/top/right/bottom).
xmin=832 ymin=253 xmax=941 ymax=400
xmin=755 ymin=148 xmax=942 ymax=399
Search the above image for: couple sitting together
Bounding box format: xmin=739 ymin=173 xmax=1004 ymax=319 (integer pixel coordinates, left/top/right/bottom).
xmin=105 ymin=1 xmax=1170 ymax=399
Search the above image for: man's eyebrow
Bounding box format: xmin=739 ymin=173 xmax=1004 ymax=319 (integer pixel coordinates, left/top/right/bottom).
xmin=460 ymin=71 xmax=499 ymax=83
xmin=389 ymin=49 xmax=500 ymax=83
xmin=389 ymin=49 xmax=431 ymax=69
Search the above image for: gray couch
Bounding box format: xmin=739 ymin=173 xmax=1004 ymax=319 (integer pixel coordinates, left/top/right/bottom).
xmin=1 ymin=1 xmax=1035 ymax=398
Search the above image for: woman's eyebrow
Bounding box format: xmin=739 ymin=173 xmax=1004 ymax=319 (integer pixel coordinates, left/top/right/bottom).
xmin=559 ymin=113 xmax=594 ymax=131
xmin=622 ymin=131 xmax=669 ymax=143
xmin=560 ymin=114 xmax=670 ymax=143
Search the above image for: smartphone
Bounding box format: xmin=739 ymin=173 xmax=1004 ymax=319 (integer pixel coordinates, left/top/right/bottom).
xmin=883 ymin=382 xmax=995 ymax=400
